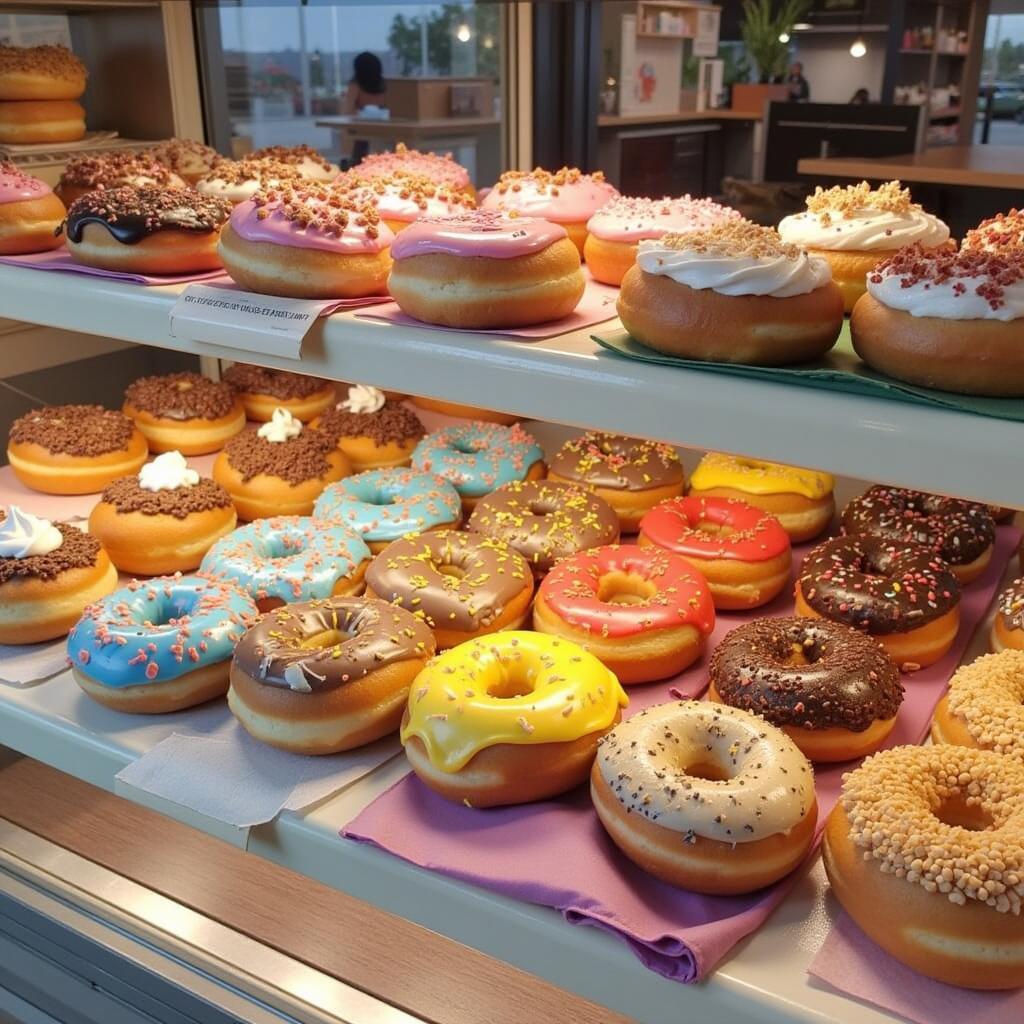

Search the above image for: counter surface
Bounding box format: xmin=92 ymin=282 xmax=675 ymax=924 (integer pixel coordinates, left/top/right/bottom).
xmin=598 ymin=109 xmax=762 ymax=127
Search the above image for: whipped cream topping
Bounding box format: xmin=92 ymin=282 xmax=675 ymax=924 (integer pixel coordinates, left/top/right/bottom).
xmin=0 ymin=506 xmax=63 ymax=558
xmin=257 ymin=407 xmax=303 ymax=442
xmin=138 ymin=451 xmax=200 ymax=491
xmin=339 ymin=384 xmax=385 ymax=414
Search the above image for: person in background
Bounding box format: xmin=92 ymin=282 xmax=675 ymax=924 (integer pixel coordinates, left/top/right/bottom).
xmin=785 ymin=62 xmax=810 ymax=102
xmin=341 ymin=51 xmax=386 ymax=115
xmin=849 ymin=88 xmax=870 ymax=104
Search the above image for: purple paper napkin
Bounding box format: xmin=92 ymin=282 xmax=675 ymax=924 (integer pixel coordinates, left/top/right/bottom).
xmin=0 ymin=248 xmax=230 ymax=285
xmin=343 ymin=527 xmax=1019 ymax=983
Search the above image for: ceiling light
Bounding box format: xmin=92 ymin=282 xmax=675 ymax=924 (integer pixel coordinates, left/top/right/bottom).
xmin=456 ymin=23 xmax=471 ymax=43
xmin=850 ymin=38 xmax=867 ymax=58
xmin=793 ymin=22 xmax=812 ymax=31
xmin=779 ymin=32 xmax=790 ymax=43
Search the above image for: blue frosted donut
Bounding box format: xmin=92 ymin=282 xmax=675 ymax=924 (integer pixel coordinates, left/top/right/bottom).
xmin=411 ymin=422 xmax=545 ymax=501
xmin=314 ymin=468 xmax=461 ymax=547
xmin=199 ymin=515 xmax=371 ymax=608
xmin=67 ymin=574 xmax=257 ymax=689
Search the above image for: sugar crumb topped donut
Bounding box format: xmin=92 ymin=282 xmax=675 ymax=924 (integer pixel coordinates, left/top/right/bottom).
xmin=823 ymin=744 xmax=1024 ymax=988
xmin=0 ymin=44 xmax=86 ymax=100
xmin=195 ymin=156 xmax=303 ymax=204
xmin=249 ymin=143 xmax=339 ymax=182
xmin=961 ymin=208 xmax=1024 ymax=253
xmin=222 ymin=363 xmax=335 ymax=423
xmin=0 ymin=161 xmax=66 ymax=255
xmin=56 ymin=152 xmax=186 ymax=207
xmin=358 ymin=143 xmax=472 ymax=193
xmin=146 ymin=138 xmax=221 ymax=184
xmin=336 ymin=168 xmax=475 ymax=233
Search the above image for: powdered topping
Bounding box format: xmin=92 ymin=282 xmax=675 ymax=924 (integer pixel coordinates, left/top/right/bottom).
xmin=0 ymin=161 xmax=53 ymax=204
xmin=587 ymin=194 xmax=741 ymax=242
xmin=0 ymin=506 xmax=62 ymax=558
xmin=59 ymin=152 xmax=183 ymax=190
xmin=222 ymin=427 xmax=334 ymax=485
xmin=358 ymin=143 xmax=471 ymax=189
xmin=481 ymin=166 xmax=619 ymax=223
xmin=257 ymin=407 xmax=303 ymax=443
xmin=9 ymin=403 xmax=135 ymax=457
xmin=945 ymin=650 xmax=1024 ymax=763
xmin=222 ymin=363 xmax=330 ymax=400
xmin=550 ymin=432 xmax=683 ymax=492
xmin=316 ymin=399 xmax=424 ymax=449
xmin=125 ymin=372 xmax=237 ymax=420
xmin=0 ymin=521 xmax=97 ymax=584
xmin=0 ymin=44 xmax=85 ymax=82
xmin=961 ymin=209 xmax=1024 ymax=254
xmin=103 ymin=474 xmax=232 ymax=519
xmin=336 ymin=169 xmax=475 ymax=221
xmin=839 ymin=745 xmax=1024 ymax=914
xmin=806 ymin=181 xmax=915 ymax=221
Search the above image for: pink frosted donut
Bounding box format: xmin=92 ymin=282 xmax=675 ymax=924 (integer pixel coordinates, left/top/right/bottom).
xmin=356 ymin=143 xmax=473 ymax=193
xmin=0 ymin=161 xmax=65 ymax=254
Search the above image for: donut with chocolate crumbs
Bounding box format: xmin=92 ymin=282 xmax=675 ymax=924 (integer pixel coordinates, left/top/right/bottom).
xmin=313 ymin=385 xmax=424 ymax=471
xmin=146 ymin=138 xmax=222 ymax=185
xmin=249 ymin=144 xmax=340 ymax=182
xmin=222 ymin=363 xmax=335 ymax=423
xmin=55 ymin=152 xmax=186 ymax=207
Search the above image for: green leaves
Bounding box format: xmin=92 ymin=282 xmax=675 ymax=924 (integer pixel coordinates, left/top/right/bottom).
xmin=740 ymin=0 xmax=812 ymax=82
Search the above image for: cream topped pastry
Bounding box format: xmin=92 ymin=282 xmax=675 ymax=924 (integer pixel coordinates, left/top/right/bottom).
xmin=249 ymin=144 xmax=339 ymax=182
xmin=0 ymin=505 xmax=62 ymax=557
xmin=357 ymin=143 xmax=472 ymax=192
xmin=257 ymin=406 xmax=304 ymax=443
xmin=196 ymin=157 xmax=303 ymax=204
xmin=336 ymin=170 xmax=475 ymax=230
xmin=138 ymin=450 xmax=200 ymax=491
xmin=962 ymin=209 xmax=1024 ymax=253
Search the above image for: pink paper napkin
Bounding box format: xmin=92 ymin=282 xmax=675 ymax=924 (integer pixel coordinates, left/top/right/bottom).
xmin=808 ymin=909 xmax=1024 ymax=1023
xmin=0 ymin=248 xmax=230 ymax=285
xmin=343 ymin=527 xmax=1019 ymax=983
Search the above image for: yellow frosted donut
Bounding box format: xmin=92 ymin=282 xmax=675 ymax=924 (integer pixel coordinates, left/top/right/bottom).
xmin=400 ymin=631 xmax=628 ymax=807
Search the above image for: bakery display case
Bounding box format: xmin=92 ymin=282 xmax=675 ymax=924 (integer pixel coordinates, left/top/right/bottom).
xmin=0 ymin=3 xmax=1022 ymax=1023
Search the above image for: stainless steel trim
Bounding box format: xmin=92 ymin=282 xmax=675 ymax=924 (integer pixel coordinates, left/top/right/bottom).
xmin=0 ymin=819 xmax=423 ymax=1024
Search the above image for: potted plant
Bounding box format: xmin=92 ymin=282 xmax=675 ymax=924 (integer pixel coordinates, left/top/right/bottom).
xmin=732 ymin=0 xmax=810 ymax=113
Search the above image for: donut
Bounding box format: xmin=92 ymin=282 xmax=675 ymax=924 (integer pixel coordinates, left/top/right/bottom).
xmin=64 ymin=186 xmax=230 ymax=275
xmin=337 ymin=169 xmax=475 ymax=235
xmin=7 ymin=403 xmax=147 ymax=495
xmin=0 ymin=99 xmax=84 ymax=144
xmin=592 ymin=702 xmax=817 ymax=895
xmin=55 ymin=152 xmax=186 ymax=207
xmin=822 ymin=745 xmax=1024 ymax=989
xmin=688 ymin=452 xmax=835 ymax=543
xmin=795 ymin=534 xmax=961 ymax=669
xmin=584 ymin=194 xmax=741 ymax=285
xmin=387 ymin=209 xmax=585 ymax=328
xmin=532 ymin=544 xmax=715 ymax=684
xmin=991 ymin=577 xmax=1024 ymax=652
xmin=218 ymin=182 xmax=393 ymax=299
xmin=200 ymin=515 xmax=370 ymax=612
xmin=931 ymin=650 xmax=1024 ymax=763
xmin=842 ymin=485 xmax=995 ymax=585
xmin=617 ymin=222 xmax=844 ymax=366
xmin=314 ymin=468 xmax=461 ymax=554
xmin=249 ymin=144 xmax=340 ymax=182
xmin=409 ymin=396 xmax=518 ymax=425
xmin=146 ymin=138 xmax=221 ymax=185
xmin=312 ymin=385 xmax=424 ymax=471
xmin=639 ymin=495 xmax=791 ymax=609
xmin=365 ymin=530 xmax=534 ymax=649
xmin=229 ymin=596 xmax=435 ymax=754
xmin=0 ymin=509 xmax=117 ymax=645
xmin=67 ymin=574 xmax=257 ymax=714
xmin=357 ymin=143 xmax=474 ymax=197
xmin=194 ymin=156 xmax=302 ymax=205
xmin=411 ymin=422 xmax=545 ymax=512
xmin=547 ymin=432 xmax=684 ymax=533
xmin=851 ymin=244 xmax=1024 ymax=397
xmin=467 ymin=479 xmax=620 ymax=577
xmin=708 ymin=617 xmax=903 ymax=762
xmin=221 ymin=363 xmax=335 ymax=423
xmin=212 ymin=408 xmax=350 ymax=521
xmin=401 ymin=631 xmax=627 ymax=807
xmin=961 ymin=208 xmax=1024 ymax=253
xmin=0 ymin=162 xmax=65 ymax=255
xmin=124 ymin=372 xmax=245 ymax=456
xmin=777 ymin=181 xmax=950 ymax=312
xmin=481 ymin=167 xmax=619 ymax=256
xmin=88 ymin=451 xmax=237 ymax=576
xmin=0 ymin=45 xmax=86 ymax=100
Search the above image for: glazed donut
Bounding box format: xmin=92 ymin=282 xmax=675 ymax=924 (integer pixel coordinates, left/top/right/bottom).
xmin=365 ymin=530 xmax=533 ymax=649
xmin=688 ymin=452 xmax=835 ymax=543
xmin=618 ymin=222 xmax=844 ymax=365
xmin=547 ymin=432 xmax=684 ymax=533
xmin=212 ymin=408 xmax=350 ymax=521
xmin=7 ymin=403 xmax=147 ymax=495
xmin=221 ymin=363 xmax=335 ymax=423
xmin=411 ymin=422 xmax=545 ymax=512
xmin=777 ymin=182 xmax=950 ymax=312
xmin=639 ymin=496 xmax=791 ymax=609
xmin=124 ymin=372 xmax=245 ymax=456
xmin=67 ymin=574 xmax=256 ymax=714
xmin=401 ymin=631 xmax=627 ymax=807
xmin=0 ymin=45 xmax=86 ymax=101
xmin=467 ymin=479 xmax=620 ymax=577
xmin=931 ymin=650 xmax=1024 ymax=763
xmin=708 ymin=617 xmax=903 ymax=762
xmin=65 ymin=186 xmax=230 ymax=275
xmin=0 ymin=509 xmax=117 ymax=645
xmin=852 ymin=244 xmax=1024 ymax=398
xmin=55 ymin=152 xmax=186 ymax=207
xmin=842 ymin=485 xmax=995 ymax=585
xmin=249 ymin=144 xmax=340 ymax=182
xmin=409 ymin=396 xmax=519 ymax=425
xmin=219 ymin=182 xmax=393 ymax=299
xmin=592 ymin=702 xmax=817 ymax=895
xmin=88 ymin=452 xmax=237 ymax=575
xmin=822 ymin=745 xmax=1024 ymax=990
xmin=336 ymin=169 xmax=475 ymax=235
xmin=194 ymin=157 xmax=302 ymax=205
xmin=312 ymin=385 xmax=424 ymax=471
xmin=532 ymin=544 xmax=715 ymax=684
xmin=0 ymin=99 xmax=84 ymax=144
xmin=481 ymin=167 xmax=618 ymax=256
xmin=387 ymin=209 xmax=585 ymax=328
xmin=991 ymin=576 xmax=1024 ymax=652
xmin=314 ymin=468 xmax=461 ymax=554
xmin=962 ymin=208 xmax=1024 ymax=253
xmin=229 ymin=596 xmax=435 ymax=754
xmin=147 ymin=138 xmax=221 ymax=185
xmin=795 ymin=534 xmax=961 ymax=669
xmin=584 ymin=194 xmax=741 ymax=285
xmin=0 ymin=162 xmax=65 ymax=255
xmin=358 ymin=143 xmax=474 ymax=198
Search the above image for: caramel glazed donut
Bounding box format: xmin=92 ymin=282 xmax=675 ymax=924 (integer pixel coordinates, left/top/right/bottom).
xmin=823 ymin=745 xmax=1024 ymax=989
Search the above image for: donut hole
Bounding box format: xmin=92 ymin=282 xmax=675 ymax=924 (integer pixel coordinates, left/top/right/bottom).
xmin=783 ymin=638 xmax=823 ymax=667
xmin=678 ymin=757 xmax=731 ymax=782
xmin=597 ymin=571 xmax=655 ymax=606
xmin=935 ymin=795 xmax=995 ymax=832
xmin=365 ymin=491 xmax=397 ymax=507
xmin=695 ymin=519 xmax=734 ymax=538
xmin=300 ymin=628 xmax=347 ymax=650
xmin=450 ymin=440 xmax=484 ymax=455
xmin=263 ymin=534 xmax=306 ymax=560
xmin=486 ymin=671 xmax=535 ymax=699
xmin=528 ymin=501 xmax=555 ymax=518
xmin=438 ymin=563 xmax=467 ymax=581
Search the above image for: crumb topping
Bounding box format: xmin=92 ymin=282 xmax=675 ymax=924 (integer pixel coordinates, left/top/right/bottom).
xmin=493 ymin=166 xmax=606 ymax=195
xmin=67 ymin=185 xmax=231 ymax=234
xmin=250 ymin=144 xmax=334 ymax=172
xmin=250 ymin=181 xmax=383 ymax=238
xmin=9 ymin=404 xmax=135 ymax=457
xmin=0 ymin=44 xmax=85 ymax=81
xmin=946 ymin=650 xmax=1024 ymax=763
xmin=222 ymin=428 xmax=335 ymax=485
xmin=200 ymin=157 xmax=302 ymax=187
xmin=146 ymin=139 xmax=220 ymax=174
xmin=60 ymin=152 xmax=180 ymax=189
xmin=125 ymin=372 xmax=237 ymax=420
xmin=222 ymin=364 xmax=329 ymax=400
xmin=0 ymin=523 xmax=99 ymax=584
xmin=659 ymin=220 xmax=800 ymax=260
xmin=315 ymin=401 xmax=424 ymax=448
xmin=805 ymin=180 xmax=914 ymax=225
xmin=102 ymin=475 xmax=232 ymax=519
xmin=962 ymin=209 xmax=1024 ymax=253
xmin=336 ymin=170 xmax=475 ymax=212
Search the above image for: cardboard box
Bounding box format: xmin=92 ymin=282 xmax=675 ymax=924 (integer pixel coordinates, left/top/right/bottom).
xmin=386 ymin=77 xmax=494 ymax=119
